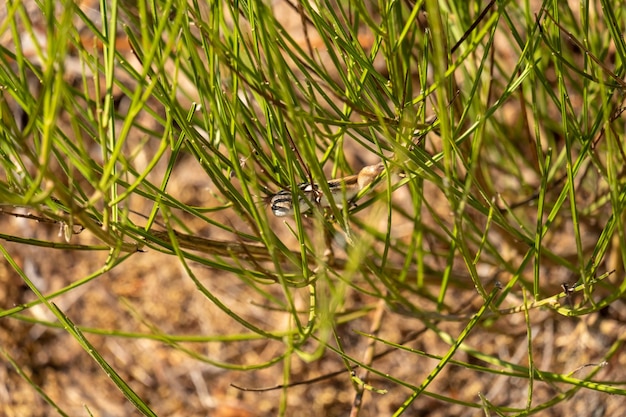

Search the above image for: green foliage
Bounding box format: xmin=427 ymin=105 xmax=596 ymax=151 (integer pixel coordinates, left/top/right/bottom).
xmin=1 ymin=0 xmax=626 ymax=415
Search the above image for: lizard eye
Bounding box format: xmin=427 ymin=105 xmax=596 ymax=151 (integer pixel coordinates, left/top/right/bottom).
xmin=270 ymin=191 xmax=293 ymax=217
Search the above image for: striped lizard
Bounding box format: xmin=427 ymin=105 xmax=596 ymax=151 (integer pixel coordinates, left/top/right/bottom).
xmin=269 ymin=163 xmax=386 ymax=217
xmin=268 ymin=113 xmax=439 ymax=217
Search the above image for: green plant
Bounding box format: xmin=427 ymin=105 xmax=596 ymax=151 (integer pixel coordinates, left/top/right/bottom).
xmin=1 ymin=0 xmax=625 ymax=415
